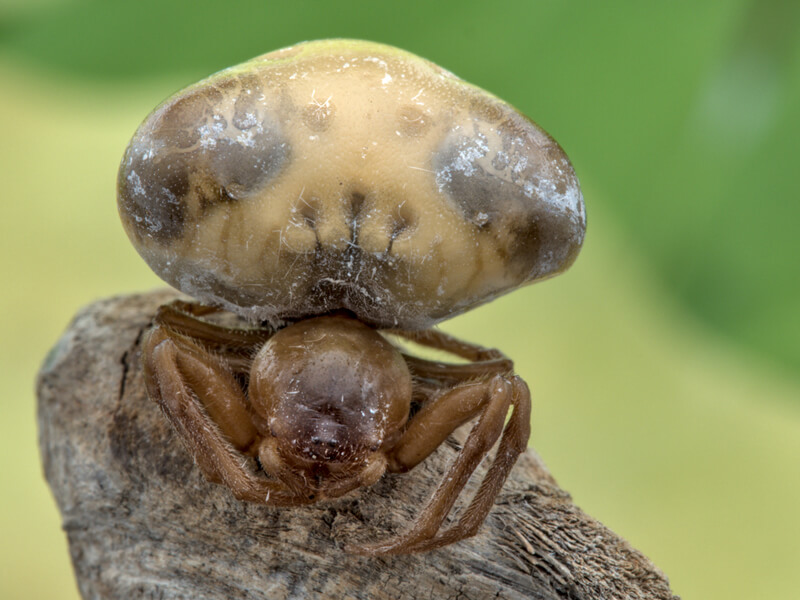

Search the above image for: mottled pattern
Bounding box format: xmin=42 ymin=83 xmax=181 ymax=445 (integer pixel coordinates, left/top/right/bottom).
xmin=434 ymin=111 xmax=585 ymax=281
xmin=117 ymin=40 xmax=586 ymax=328
xmin=118 ymin=79 xmax=290 ymax=243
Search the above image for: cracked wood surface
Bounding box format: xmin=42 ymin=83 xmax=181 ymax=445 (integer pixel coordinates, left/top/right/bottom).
xmin=37 ymin=291 xmax=678 ymax=600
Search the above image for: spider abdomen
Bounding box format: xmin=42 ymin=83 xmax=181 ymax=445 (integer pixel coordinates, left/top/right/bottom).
xmin=117 ymin=40 xmax=585 ymax=329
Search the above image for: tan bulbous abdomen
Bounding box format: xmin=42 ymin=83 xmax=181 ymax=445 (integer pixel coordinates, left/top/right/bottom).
xmin=117 ymin=40 xmax=586 ymax=328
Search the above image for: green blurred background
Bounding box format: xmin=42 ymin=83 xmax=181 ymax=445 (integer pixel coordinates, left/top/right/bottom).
xmin=1 ymin=0 xmax=798 ymax=598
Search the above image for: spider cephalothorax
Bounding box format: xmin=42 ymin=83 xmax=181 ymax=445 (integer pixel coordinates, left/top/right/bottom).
xmin=120 ymin=40 xmax=585 ymax=555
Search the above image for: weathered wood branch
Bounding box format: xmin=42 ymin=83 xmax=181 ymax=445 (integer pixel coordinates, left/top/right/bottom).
xmin=38 ymin=291 xmax=678 ymax=600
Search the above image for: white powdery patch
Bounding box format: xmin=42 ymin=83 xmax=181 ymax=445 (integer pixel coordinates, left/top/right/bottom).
xmin=127 ymin=135 xmax=163 ymax=168
xmin=236 ymin=120 xmax=265 ymax=148
xmin=496 ymin=132 xmax=585 ymax=234
xmin=474 ymin=211 xmax=490 ymax=226
xmin=237 ymin=111 xmax=260 ymax=129
xmin=526 ymin=170 xmax=586 ymax=237
xmin=126 ymin=170 xmax=146 ymax=197
xmin=236 ymin=130 xmax=256 ymax=148
xmin=363 ymin=56 xmax=389 ymax=70
xmin=511 ymin=154 xmax=528 ymax=177
xmin=198 ymin=116 xmax=227 ymax=149
xmin=435 ymin=132 xmax=490 ymax=190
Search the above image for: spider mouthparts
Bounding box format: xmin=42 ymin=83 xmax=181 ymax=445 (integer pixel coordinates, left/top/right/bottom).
xmin=308 ymin=434 xmax=341 ymax=460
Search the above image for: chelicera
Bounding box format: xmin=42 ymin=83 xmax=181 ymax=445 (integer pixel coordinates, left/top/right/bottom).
xmin=118 ymin=39 xmax=585 ymax=555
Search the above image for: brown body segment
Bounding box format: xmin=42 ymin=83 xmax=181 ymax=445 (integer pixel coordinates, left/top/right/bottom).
xmin=250 ymin=314 xmax=413 ymax=463
xmin=118 ymin=39 xmax=585 ymax=328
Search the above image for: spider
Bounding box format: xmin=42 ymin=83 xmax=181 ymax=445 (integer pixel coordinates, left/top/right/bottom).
xmin=118 ymin=40 xmax=585 ymax=555
xmin=143 ymin=299 xmax=530 ymax=555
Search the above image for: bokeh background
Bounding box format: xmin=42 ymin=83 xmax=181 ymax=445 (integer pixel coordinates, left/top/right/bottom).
xmin=2 ymin=1 xmax=798 ymax=598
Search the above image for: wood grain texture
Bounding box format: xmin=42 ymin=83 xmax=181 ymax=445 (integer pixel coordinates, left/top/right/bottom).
xmin=37 ymin=291 xmax=678 ymax=600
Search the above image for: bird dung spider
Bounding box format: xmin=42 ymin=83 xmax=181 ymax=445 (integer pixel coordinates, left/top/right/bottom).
xmin=118 ymin=40 xmax=586 ymax=555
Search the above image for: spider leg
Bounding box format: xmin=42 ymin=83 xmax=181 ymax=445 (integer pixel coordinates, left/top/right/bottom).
xmin=386 ymin=380 xmax=499 ymax=473
xmin=405 ymin=376 xmax=531 ymax=553
xmin=143 ymin=324 xmax=313 ymax=506
xmin=155 ymin=299 xmax=275 ymax=358
xmin=163 ymin=299 xmax=225 ymax=317
xmin=389 ymin=328 xmax=514 ymax=385
xmin=347 ymin=374 xmax=531 ymax=555
xmin=391 ymin=327 xmax=511 ymax=363
xmin=402 ymin=353 xmax=512 ymax=386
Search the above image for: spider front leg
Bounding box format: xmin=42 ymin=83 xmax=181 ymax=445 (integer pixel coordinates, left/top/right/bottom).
xmin=348 ymin=371 xmax=531 ymax=555
xmin=152 ymin=300 xmax=275 ymax=372
xmin=391 ymin=327 xmax=514 ymax=385
xmin=142 ymin=323 xmax=313 ymax=506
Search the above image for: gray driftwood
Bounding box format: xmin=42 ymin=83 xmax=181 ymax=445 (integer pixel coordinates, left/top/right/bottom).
xmin=38 ymin=291 xmax=678 ymax=600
